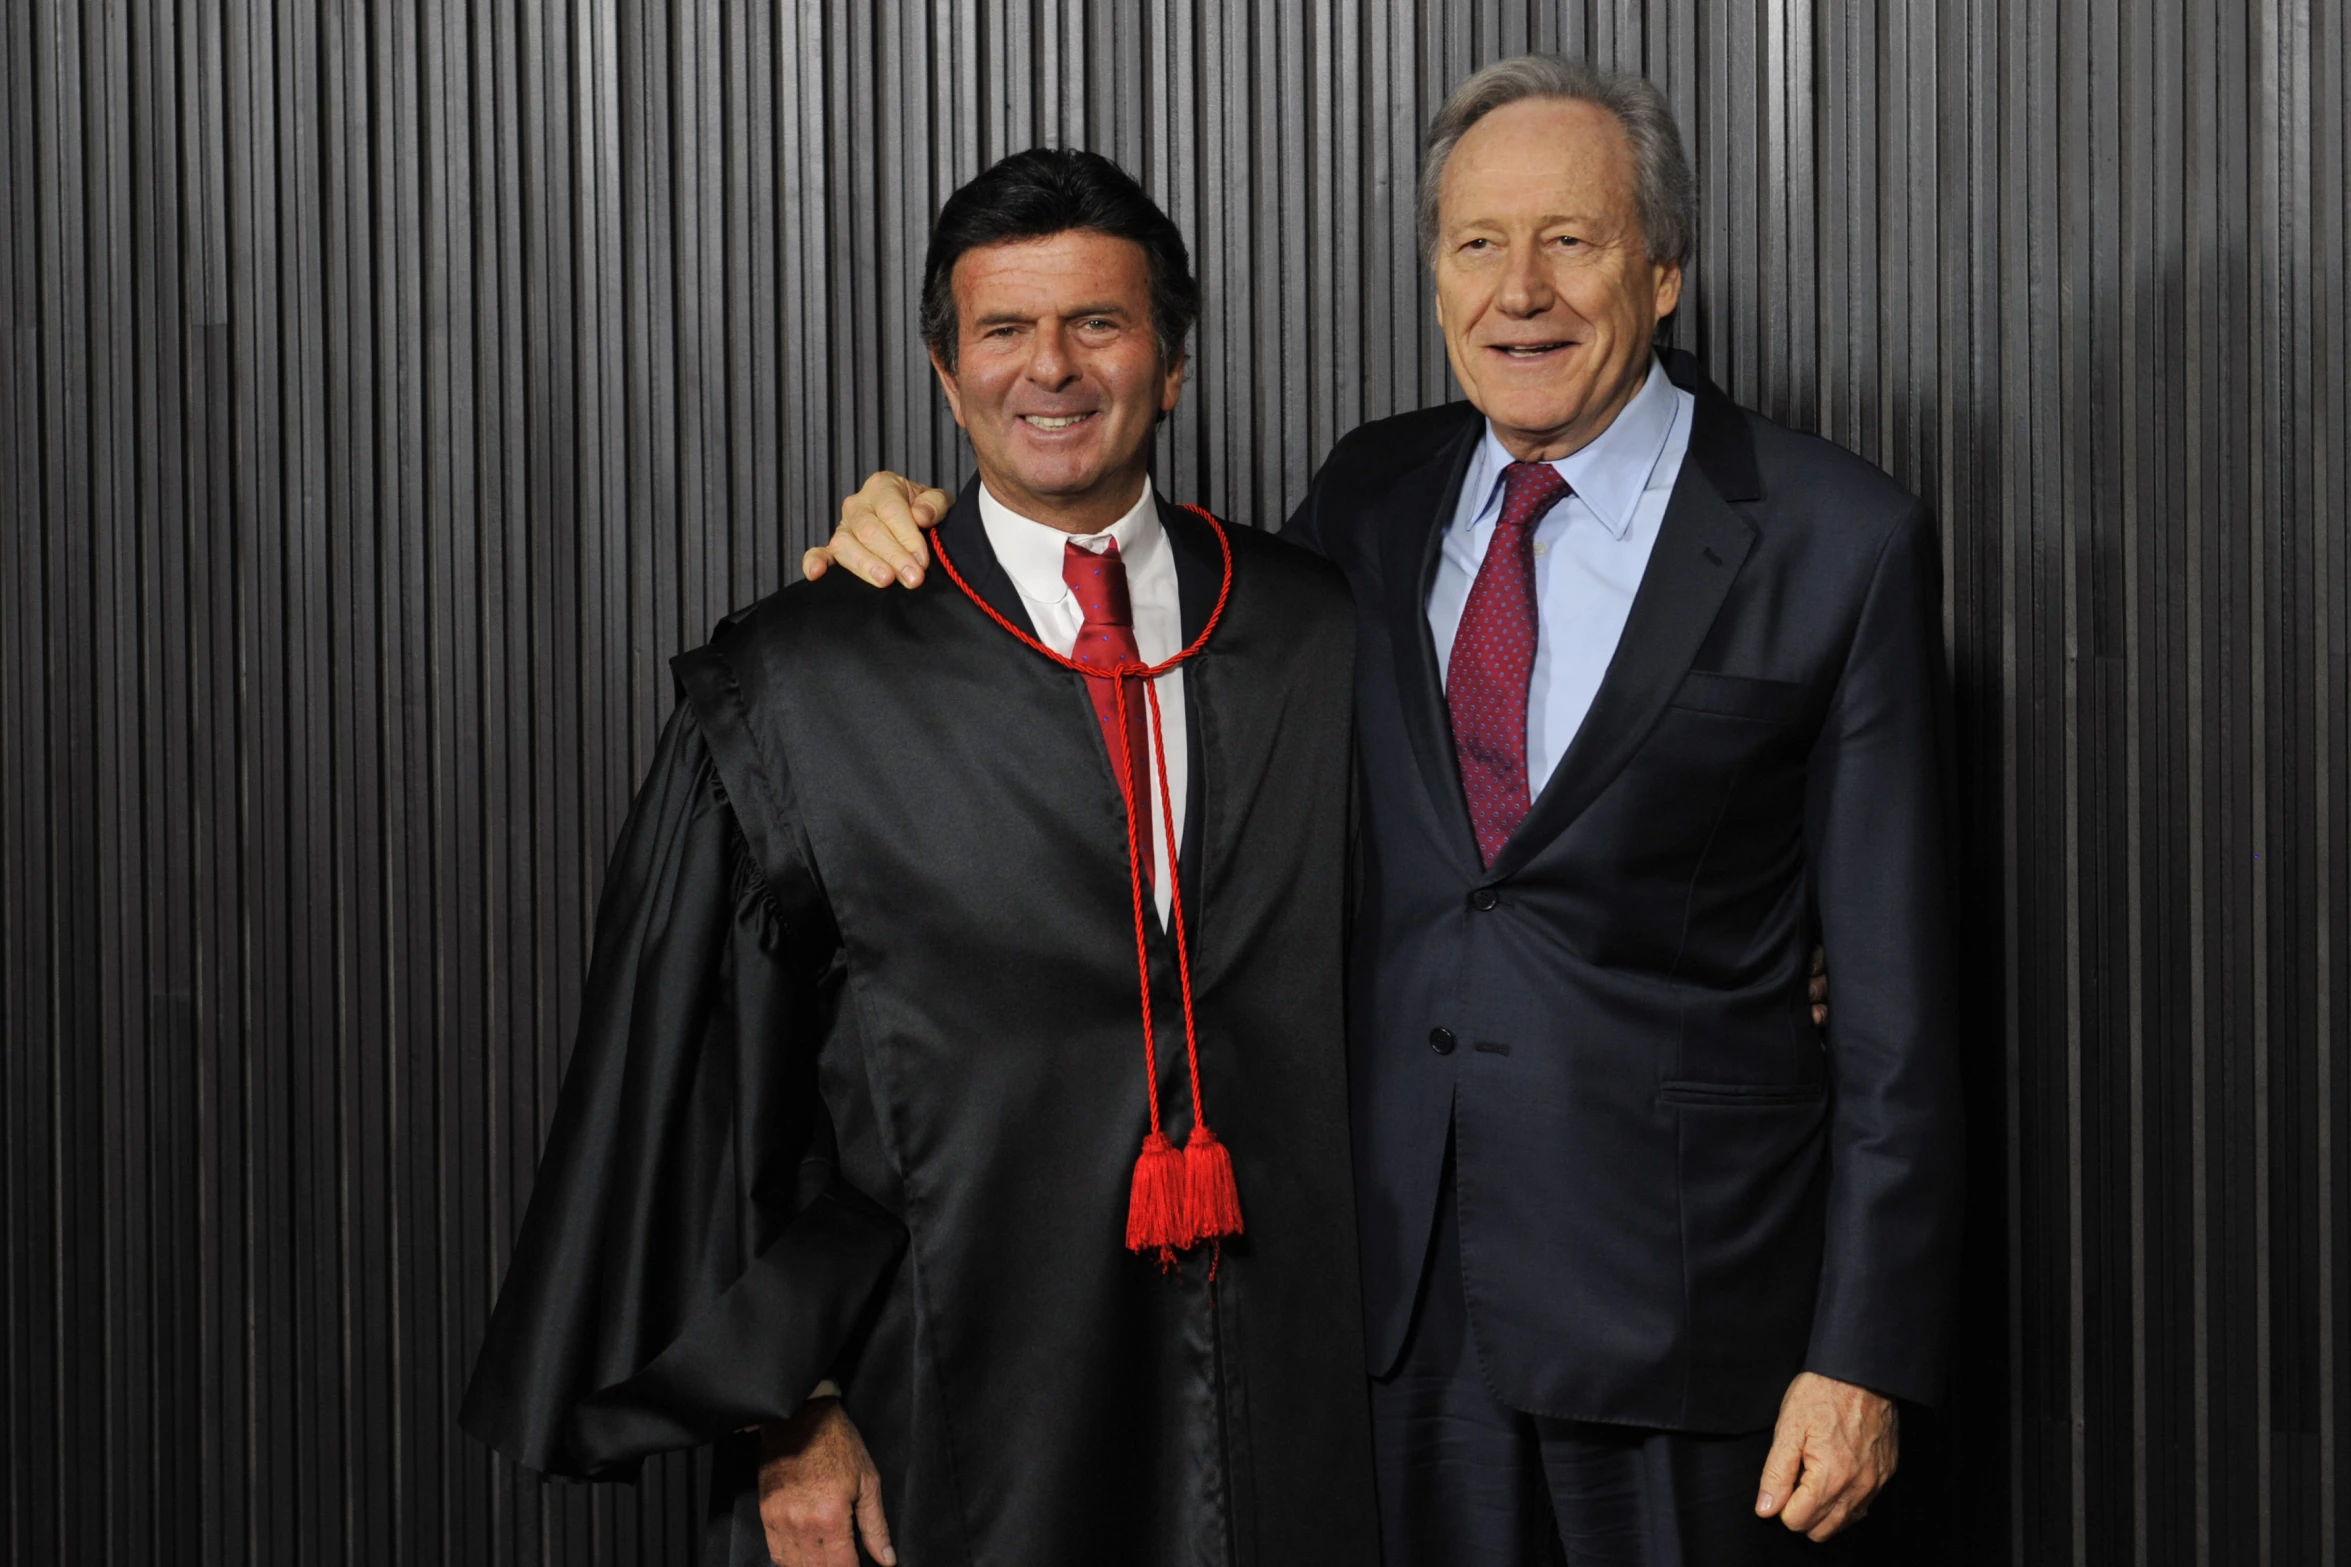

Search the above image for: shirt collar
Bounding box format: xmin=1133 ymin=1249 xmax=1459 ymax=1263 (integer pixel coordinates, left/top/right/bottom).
xmin=1467 ymin=353 xmax=1678 ymax=540
xmin=976 ymin=476 xmax=1163 ymax=605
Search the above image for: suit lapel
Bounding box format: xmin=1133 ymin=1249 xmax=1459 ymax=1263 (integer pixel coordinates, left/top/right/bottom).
xmin=1380 ymin=413 xmax=1487 ymax=876
xmin=933 ymin=477 xmax=1043 ymax=640
xmin=1485 ymin=356 xmax=1761 ymax=880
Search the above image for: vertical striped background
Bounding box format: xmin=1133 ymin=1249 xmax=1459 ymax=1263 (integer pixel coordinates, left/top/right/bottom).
xmin=3 ymin=2 xmax=2343 ymax=1562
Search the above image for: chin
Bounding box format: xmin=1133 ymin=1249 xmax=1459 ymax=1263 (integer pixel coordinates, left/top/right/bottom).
xmin=1481 ymin=393 xmax=1591 ymax=440
xmin=1016 ymin=457 xmax=1105 ymax=493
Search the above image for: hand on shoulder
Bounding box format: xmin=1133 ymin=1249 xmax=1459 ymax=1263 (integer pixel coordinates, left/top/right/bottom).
xmin=802 ymin=471 xmax=950 ymax=589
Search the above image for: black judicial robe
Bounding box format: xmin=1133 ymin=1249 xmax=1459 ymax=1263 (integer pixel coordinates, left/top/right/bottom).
xmin=460 ymin=489 xmax=1377 ymax=1566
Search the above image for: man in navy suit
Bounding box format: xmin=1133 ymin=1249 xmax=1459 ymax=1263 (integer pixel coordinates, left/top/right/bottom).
xmin=812 ymin=54 xmax=1961 ymax=1565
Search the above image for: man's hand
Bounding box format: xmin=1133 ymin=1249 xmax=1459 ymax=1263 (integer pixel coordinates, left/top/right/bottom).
xmin=756 ymin=1398 xmax=897 ymax=1567
xmin=1810 ymin=943 xmax=1829 ymax=1028
xmin=802 ymin=471 xmax=952 ymax=588
xmin=1754 ymin=1371 xmax=1897 ymax=1541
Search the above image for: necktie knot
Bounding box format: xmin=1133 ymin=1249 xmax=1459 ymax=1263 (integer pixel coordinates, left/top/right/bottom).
xmin=1062 ymin=538 xmax=1135 ymax=629
xmin=1497 ymin=460 xmax=1571 ymax=537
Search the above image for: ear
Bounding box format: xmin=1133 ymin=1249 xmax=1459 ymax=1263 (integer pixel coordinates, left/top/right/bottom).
xmin=1651 ymin=259 xmax=1684 ymax=323
xmin=1158 ymin=349 xmax=1188 ymax=416
xmin=929 ymin=346 xmax=969 ymax=431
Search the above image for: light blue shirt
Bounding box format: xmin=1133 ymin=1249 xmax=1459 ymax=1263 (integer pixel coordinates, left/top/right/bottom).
xmin=1429 ymin=355 xmax=1695 ymax=797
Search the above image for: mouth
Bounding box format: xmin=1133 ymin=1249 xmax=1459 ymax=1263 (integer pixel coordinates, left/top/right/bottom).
xmin=1486 ymin=341 xmax=1575 ymax=362
xmin=1016 ymin=411 xmax=1100 ymax=431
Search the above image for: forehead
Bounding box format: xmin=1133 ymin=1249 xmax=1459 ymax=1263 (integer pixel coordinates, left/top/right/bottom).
xmin=949 ymin=230 xmax=1153 ymax=316
xmin=1440 ymin=96 xmax=1639 ymax=225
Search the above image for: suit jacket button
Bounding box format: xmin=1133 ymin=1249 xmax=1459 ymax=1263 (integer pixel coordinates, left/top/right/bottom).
xmin=1469 ymin=888 xmax=1499 ymax=911
xmin=1429 ymin=1028 xmax=1457 ymax=1055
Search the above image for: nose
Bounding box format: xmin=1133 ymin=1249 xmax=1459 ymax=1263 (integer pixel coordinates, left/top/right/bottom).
xmin=1025 ymin=319 xmax=1080 ymax=390
xmin=1496 ymin=239 xmax=1554 ymax=317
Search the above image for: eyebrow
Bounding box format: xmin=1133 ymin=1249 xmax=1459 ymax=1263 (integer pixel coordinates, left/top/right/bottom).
xmin=970 ymin=301 xmax=1135 ymax=327
xmin=1452 ymin=212 xmax=1606 ymax=230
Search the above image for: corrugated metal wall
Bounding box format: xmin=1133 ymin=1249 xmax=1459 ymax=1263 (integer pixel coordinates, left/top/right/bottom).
xmin=3 ymin=2 xmax=2343 ymax=1562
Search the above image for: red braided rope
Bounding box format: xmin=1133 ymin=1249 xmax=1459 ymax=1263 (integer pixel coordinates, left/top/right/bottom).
xmin=1142 ymin=679 xmax=1205 ymax=1123
xmin=927 ymin=505 xmax=1233 ymax=677
xmin=929 ymin=505 xmax=1236 ymax=1240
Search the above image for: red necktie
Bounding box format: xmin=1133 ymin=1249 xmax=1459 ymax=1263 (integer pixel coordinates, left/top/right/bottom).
xmin=1064 ymin=539 xmax=1153 ymax=888
xmin=1447 ymin=461 xmax=1570 ymax=866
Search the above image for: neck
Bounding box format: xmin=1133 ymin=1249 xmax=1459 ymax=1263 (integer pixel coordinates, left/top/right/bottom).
xmin=976 ymin=468 xmax=1150 ymax=535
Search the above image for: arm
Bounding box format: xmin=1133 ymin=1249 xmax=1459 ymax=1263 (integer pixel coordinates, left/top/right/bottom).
xmin=459 ymin=701 xmax=906 ymax=1489
xmin=1761 ymin=503 xmax=1964 ymax=1537
xmin=802 ymin=472 xmax=953 ymax=587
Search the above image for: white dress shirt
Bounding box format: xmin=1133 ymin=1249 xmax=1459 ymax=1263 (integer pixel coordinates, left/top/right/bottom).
xmin=1428 ymin=354 xmax=1696 ymax=797
xmin=979 ymin=478 xmax=1188 ymax=928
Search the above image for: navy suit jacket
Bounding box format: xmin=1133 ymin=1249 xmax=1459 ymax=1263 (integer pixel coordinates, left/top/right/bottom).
xmin=1285 ymin=349 xmax=1964 ymax=1433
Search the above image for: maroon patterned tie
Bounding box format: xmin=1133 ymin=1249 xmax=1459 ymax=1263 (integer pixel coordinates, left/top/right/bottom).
xmin=1064 ymin=538 xmax=1153 ymax=887
xmin=1446 ymin=461 xmax=1570 ymax=866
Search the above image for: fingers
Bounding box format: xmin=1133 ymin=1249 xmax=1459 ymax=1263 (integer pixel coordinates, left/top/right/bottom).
xmin=801 ymin=546 xmax=835 ymax=582
xmin=832 ymin=472 xmax=941 ymax=589
xmin=1776 ymin=1453 xmax=1838 ymax=1535
xmin=1753 ymin=1417 xmax=1805 ymax=1520
xmin=828 ymin=505 xmax=934 ymax=590
xmin=1787 ymin=1456 xmax=1888 ymax=1542
xmin=761 ymin=1491 xmax=860 ymax=1567
xmin=854 ymin=1457 xmax=899 ymax=1566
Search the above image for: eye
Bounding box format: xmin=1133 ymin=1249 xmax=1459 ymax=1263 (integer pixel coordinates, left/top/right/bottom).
xmin=1552 ymin=234 xmax=1583 ymax=249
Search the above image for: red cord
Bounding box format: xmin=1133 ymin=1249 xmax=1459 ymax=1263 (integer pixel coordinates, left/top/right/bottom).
xmin=931 ymin=507 xmax=1241 ymax=1255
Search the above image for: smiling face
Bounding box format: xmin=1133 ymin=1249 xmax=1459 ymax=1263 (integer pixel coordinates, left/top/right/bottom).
xmin=931 ymin=230 xmax=1185 ymax=533
xmin=1432 ymin=96 xmax=1684 ymax=461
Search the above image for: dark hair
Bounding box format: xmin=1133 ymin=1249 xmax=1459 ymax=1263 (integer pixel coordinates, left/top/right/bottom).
xmin=920 ymin=147 xmax=1199 ymax=374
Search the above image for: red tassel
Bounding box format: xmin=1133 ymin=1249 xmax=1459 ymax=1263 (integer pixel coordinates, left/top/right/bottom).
xmin=1126 ymin=1130 xmax=1191 ymax=1258
xmin=1183 ymin=1125 xmax=1244 ymax=1241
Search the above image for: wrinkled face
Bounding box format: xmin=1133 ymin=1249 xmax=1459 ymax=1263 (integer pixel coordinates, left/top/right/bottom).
xmin=932 ymin=230 xmax=1185 ymax=529
xmin=1433 ymin=97 xmax=1684 ymax=461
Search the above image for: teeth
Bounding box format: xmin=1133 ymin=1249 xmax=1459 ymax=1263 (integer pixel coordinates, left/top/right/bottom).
xmin=1024 ymin=414 xmax=1088 ymax=429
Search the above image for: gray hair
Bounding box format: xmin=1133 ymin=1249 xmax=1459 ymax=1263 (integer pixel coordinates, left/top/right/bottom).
xmin=1418 ymin=55 xmax=1698 ymax=269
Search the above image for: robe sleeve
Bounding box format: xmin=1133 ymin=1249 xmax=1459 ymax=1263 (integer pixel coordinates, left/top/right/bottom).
xmin=460 ymin=693 xmax=906 ymax=1481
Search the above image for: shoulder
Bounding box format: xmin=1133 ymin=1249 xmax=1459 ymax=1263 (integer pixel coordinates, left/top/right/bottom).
xmin=1740 ymin=411 xmax=1923 ymax=526
xmin=679 ymin=569 xmax=927 ymax=677
xmin=670 ymin=571 xmax=915 ymax=755
xmin=1223 ymin=516 xmax=1351 ymax=607
xmin=1709 ymin=402 xmax=1932 ymax=591
xmin=1311 ymin=402 xmax=1481 ymax=507
xmin=1326 ymin=401 xmax=1483 ymax=472
xmin=1204 ymin=516 xmax=1356 ymax=655
xmin=1282 ymin=402 xmax=1481 ymax=556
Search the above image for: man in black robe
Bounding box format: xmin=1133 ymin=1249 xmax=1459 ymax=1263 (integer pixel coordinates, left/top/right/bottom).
xmin=461 ymin=148 xmax=1378 ymax=1567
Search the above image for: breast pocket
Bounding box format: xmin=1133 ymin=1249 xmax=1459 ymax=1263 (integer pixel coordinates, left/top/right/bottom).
xmin=1666 ymin=670 xmax=1810 ymax=725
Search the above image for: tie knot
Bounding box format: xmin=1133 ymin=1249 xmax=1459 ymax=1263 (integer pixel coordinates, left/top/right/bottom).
xmin=1497 ymin=460 xmax=1571 ymax=535
xmin=1062 ymin=538 xmax=1135 ymax=628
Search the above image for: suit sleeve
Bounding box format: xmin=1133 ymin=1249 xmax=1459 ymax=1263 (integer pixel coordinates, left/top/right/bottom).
xmin=1280 ymin=459 xmax=1333 ymax=557
xmin=459 ymin=698 xmax=905 ymax=1480
xmin=1799 ymin=503 xmax=1966 ymax=1407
